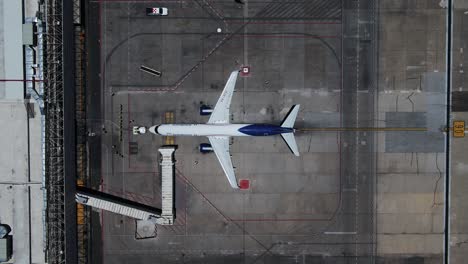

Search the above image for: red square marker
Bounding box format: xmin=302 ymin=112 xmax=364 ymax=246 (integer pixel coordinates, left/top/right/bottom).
xmin=240 ymin=66 xmax=250 ymax=77
xmin=239 ymin=179 xmax=250 ymax=190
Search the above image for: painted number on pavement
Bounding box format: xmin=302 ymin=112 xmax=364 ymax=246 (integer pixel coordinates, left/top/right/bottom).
xmin=453 ymin=121 xmax=465 ymax=138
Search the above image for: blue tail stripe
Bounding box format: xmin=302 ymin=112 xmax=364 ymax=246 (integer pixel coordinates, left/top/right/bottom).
xmin=238 ymin=124 xmax=293 ymax=136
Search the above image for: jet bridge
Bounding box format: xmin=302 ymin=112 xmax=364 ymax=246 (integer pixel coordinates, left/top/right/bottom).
xmin=75 ymin=146 xmax=176 ymax=225
xmin=159 ymin=146 xmax=176 ymax=224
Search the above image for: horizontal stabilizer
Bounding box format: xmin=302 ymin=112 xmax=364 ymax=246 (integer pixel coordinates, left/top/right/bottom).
xmin=281 ymin=105 xmax=300 ymax=128
xmin=280 ymin=133 xmax=300 ymax=156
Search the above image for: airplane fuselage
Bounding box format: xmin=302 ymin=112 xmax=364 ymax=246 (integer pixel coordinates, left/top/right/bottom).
xmin=149 ymin=124 xmax=294 ymax=137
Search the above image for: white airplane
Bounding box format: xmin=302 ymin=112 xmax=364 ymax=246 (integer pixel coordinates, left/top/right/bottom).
xmin=149 ymin=70 xmax=300 ymax=189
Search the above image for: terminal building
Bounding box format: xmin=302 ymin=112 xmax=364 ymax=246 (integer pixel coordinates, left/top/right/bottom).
xmin=0 ymin=0 xmax=45 ymax=263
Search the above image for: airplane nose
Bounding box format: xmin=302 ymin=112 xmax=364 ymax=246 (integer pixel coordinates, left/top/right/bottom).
xmin=149 ymin=125 xmax=160 ymax=134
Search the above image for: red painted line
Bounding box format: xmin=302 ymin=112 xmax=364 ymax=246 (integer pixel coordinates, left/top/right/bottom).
xmin=119 ymin=171 xmax=156 ymax=173
xmin=128 ymin=94 xmax=131 ymax=169
xmin=91 ymin=0 xmax=184 ymax=2
xmin=233 ymin=34 xmax=339 ymax=39
xmin=230 ymin=21 xmax=341 ymax=25
xmin=124 ymin=88 xmax=176 ymax=92
xmin=231 ymin=217 xmax=334 ymax=222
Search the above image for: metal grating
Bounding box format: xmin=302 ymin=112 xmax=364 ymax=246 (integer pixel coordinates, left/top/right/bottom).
xmin=73 ymin=0 xmax=81 ymax=25
xmin=44 ymin=0 xmax=78 ymax=263
xmin=43 ymin=0 xmax=65 ymax=262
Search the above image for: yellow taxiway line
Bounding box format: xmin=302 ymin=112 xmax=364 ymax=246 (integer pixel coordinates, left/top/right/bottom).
xmin=297 ymin=127 xmax=428 ymax=132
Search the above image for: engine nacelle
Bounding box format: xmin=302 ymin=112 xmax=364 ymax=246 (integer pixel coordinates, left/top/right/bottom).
xmin=199 ymin=143 xmax=213 ymax=153
xmin=199 ymin=105 xmax=213 ymax=116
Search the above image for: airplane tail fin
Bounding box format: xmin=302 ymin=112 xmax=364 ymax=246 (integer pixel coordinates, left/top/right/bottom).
xmin=280 ymin=105 xmax=300 ymax=156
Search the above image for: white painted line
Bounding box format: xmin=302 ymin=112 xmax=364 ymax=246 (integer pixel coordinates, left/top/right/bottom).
xmin=324 ymin=231 xmax=357 ymax=235
xmin=381 ymin=90 xmax=423 ymax=94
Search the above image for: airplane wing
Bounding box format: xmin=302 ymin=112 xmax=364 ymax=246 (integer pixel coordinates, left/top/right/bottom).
xmin=208 ymin=136 xmax=239 ymax=189
xmin=208 ymin=71 xmax=239 ymax=124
